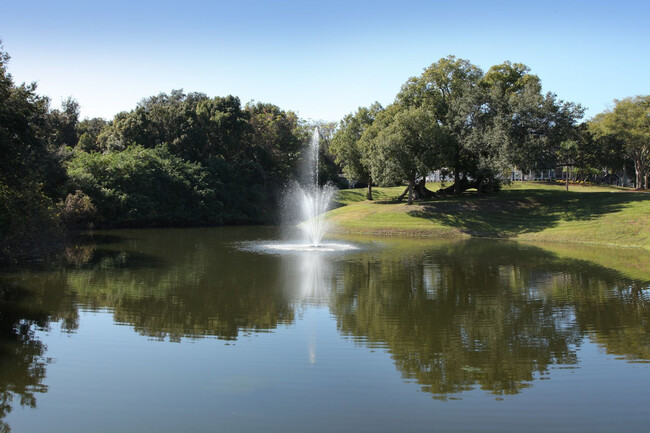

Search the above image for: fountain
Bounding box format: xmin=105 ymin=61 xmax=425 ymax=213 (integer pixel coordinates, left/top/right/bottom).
xmin=263 ymin=127 xmax=355 ymax=253
xmin=298 ymin=128 xmax=336 ymax=247
xmin=239 ymin=128 xmax=358 ymax=307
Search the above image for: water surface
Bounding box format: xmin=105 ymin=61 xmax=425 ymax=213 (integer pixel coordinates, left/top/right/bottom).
xmin=1 ymin=227 xmax=649 ymax=432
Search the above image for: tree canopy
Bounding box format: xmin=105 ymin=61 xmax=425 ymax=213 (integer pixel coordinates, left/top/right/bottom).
xmin=0 ymin=43 xmax=65 ymax=260
xmin=330 ymin=103 xmax=383 ymax=199
xmin=590 ymin=96 xmax=650 ymax=189
xmin=335 ymin=56 xmax=586 ymax=200
xmin=368 ymin=106 xmax=448 ymax=204
xmin=1 ymin=39 xmax=647 ymax=262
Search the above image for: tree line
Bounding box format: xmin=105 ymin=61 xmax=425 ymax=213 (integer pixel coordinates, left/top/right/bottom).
xmin=331 ymin=56 xmax=649 ymax=203
xmin=1 ymin=43 xmax=332 ymax=262
xmin=1 ymin=42 xmax=648 ymax=261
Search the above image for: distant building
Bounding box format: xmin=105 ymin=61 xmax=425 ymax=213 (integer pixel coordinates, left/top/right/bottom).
xmin=509 ymin=168 xmax=556 ymax=181
xmin=426 ymin=170 xmax=454 ymax=183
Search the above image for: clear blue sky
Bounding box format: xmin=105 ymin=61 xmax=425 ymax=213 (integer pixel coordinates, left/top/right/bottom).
xmin=1 ymin=0 xmax=648 ymax=122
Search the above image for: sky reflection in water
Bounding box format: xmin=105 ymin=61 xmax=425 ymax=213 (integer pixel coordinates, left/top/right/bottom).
xmin=1 ymin=227 xmax=649 ymax=432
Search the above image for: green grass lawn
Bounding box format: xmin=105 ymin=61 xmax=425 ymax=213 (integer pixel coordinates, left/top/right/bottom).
xmin=328 ymin=182 xmax=650 ymax=249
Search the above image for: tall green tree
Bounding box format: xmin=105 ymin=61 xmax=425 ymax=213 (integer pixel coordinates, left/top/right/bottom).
xmin=47 ymin=96 xmax=79 ymax=148
xmin=244 ymin=102 xmax=303 ymax=189
xmin=478 ymin=62 xmax=541 ymax=178
xmin=585 ymin=128 xmax=626 ymax=184
xmin=95 ymin=90 xmax=209 ymax=152
xmin=0 ymin=42 xmax=64 ymax=260
xmin=0 ymin=48 xmax=49 ymax=189
xmin=194 ymin=95 xmax=250 ymax=162
xmin=367 ymin=106 xmax=448 ymax=204
xmin=330 ymin=102 xmax=383 ymax=199
xmin=393 ymin=57 xmax=583 ymax=195
xmin=590 ymin=96 xmax=650 ymax=189
xmin=95 ymin=90 xmax=252 ymax=163
xmin=76 ymin=117 xmax=108 ymax=152
xmin=397 ymin=56 xmax=483 ymax=194
xmin=475 ymin=61 xmax=583 ymax=188
xmin=554 ymin=124 xmax=617 ymax=184
xmin=40 ymin=97 xmax=80 ymax=198
xmin=505 ymin=82 xmax=583 ymax=174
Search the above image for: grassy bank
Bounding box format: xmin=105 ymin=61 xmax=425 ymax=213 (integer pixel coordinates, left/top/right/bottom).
xmin=328 ymin=182 xmax=650 ymax=250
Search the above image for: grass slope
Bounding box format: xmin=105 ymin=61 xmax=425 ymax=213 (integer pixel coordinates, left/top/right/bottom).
xmin=328 ymin=182 xmax=650 ymax=249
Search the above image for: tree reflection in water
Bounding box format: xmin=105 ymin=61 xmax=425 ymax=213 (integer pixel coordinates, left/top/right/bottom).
xmin=330 ymin=240 xmax=650 ymax=399
xmin=0 ymin=230 xmax=648 ymax=429
xmin=0 ymin=282 xmax=49 ymax=433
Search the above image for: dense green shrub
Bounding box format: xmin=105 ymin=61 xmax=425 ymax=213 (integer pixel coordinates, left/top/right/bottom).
xmin=68 ymin=146 xmax=214 ymax=226
xmin=60 ymin=190 xmax=97 ymax=227
xmin=66 ymin=145 xmax=269 ymax=227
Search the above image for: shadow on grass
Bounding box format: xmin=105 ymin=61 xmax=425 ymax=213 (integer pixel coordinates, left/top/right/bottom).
xmin=408 ymin=190 xmax=649 ymax=237
xmin=333 ymin=189 xmax=393 ymax=207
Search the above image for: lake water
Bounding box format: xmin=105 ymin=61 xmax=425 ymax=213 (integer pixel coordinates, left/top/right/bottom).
xmin=1 ymin=227 xmax=649 ymax=432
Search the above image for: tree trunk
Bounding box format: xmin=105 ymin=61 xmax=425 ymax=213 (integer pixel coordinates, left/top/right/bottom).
xmin=407 ymin=172 xmax=416 ymax=205
xmin=413 ymin=177 xmax=436 ymax=200
xmin=366 ymin=178 xmax=373 ymax=200
xmin=397 ymin=186 xmax=409 ymax=202
xmin=565 ymin=166 xmax=569 ymax=191
xmin=453 ymin=165 xmax=461 ymax=195
xmin=634 ymin=158 xmax=642 ymax=190
xmin=476 ymin=176 xmax=489 ymax=194
xmin=437 ymin=177 xmax=473 ymax=195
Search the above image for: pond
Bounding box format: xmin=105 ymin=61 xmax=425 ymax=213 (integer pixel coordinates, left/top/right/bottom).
xmin=1 ymin=227 xmax=649 ymax=432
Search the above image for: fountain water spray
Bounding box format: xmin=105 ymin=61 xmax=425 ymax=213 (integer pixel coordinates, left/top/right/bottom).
xmin=299 ymin=128 xmax=336 ymax=247
xmin=258 ymin=128 xmax=356 ymax=253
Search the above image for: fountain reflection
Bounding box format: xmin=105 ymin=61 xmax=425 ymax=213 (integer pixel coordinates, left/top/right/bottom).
xmin=278 ymin=249 xmax=338 ymax=305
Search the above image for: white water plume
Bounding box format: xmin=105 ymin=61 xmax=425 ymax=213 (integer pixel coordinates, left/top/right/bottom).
xmin=299 ymin=184 xmax=336 ymax=247
xmin=295 ymin=127 xmax=335 ymax=247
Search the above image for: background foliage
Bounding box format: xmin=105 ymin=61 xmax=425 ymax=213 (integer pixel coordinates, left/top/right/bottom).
xmin=1 ymin=41 xmax=647 ymax=262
